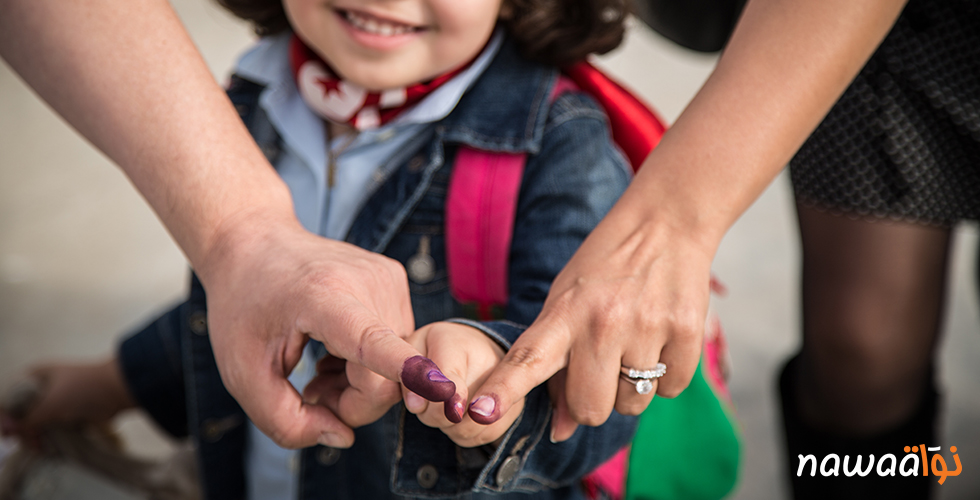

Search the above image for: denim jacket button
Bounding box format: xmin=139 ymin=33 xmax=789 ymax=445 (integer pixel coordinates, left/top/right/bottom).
xmin=408 ymin=155 xmax=425 ymax=172
xmin=407 ymin=235 xmax=435 ymax=283
xmin=201 ymin=415 xmax=242 ymax=442
xmin=188 ymin=311 xmax=208 ymax=335
xmin=416 ymin=464 xmax=439 ymax=489
xmin=496 ymin=455 xmax=520 ymax=486
xmin=317 ymin=446 xmax=341 ymax=467
xmin=260 ymin=144 xmax=280 ymax=162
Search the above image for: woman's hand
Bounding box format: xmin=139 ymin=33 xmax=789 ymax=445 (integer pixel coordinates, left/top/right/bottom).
xmin=465 ymin=0 xmax=907 ymax=440
xmin=465 ymin=204 xmax=713 ymax=440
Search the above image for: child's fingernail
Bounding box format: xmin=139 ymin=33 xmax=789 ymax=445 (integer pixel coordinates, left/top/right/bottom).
xmin=318 ymin=433 xmax=349 ymax=449
xmin=401 ymin=356 xmax=455 ymax=402
xmin=405 ymin=391 xmax=427 ymax=413
xmin=468 ymin=395 xmax=498 ymax=424
xmin=444 ymin=394 xmax=464 ymax=424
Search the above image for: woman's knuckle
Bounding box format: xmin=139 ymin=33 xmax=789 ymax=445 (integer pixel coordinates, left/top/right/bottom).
xmin=674 ymin=306 xmax=705 ymax=336
xmin=590 ymin=307 xmax=624 ymax=341
xmin=636 ymin=307 xmax=663 ymax=332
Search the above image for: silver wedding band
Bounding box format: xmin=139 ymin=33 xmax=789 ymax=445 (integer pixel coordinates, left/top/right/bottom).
xmin=619 ymin=363 xmax=667 ymax=395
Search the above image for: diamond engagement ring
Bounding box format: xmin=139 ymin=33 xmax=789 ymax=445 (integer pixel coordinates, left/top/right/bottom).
xmin=619 ymin=363 xmax=667 ymax=395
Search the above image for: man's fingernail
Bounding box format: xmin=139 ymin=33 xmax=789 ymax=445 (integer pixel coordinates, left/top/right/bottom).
xmin=468 ymin=395 xmax=498 ymax=424
xmin=405 ymin=391 xmax=427 ymax=413
xmin=444 ymin=394 xmax=464 ymax=424
xmin=401 ymin=356 xmax=455 ymax=402
xmin=318 ymin=433 xmax=349 ymax=449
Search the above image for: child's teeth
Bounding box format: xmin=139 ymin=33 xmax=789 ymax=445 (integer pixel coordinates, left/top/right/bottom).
xmin=345 ymin=10 xmax=412 ymax=36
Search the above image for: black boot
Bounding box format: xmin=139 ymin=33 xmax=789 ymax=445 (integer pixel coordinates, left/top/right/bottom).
xmin=779 ymin=355 xmax=938 ymax=499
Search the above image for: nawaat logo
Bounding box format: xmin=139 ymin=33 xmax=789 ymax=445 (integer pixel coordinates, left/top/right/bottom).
xmin=797 ymin=445 xmax=963 ymax=485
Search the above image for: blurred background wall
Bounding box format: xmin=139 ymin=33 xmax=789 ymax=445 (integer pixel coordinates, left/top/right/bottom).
xmin=1 ymin=1 xmax=978 ymax=497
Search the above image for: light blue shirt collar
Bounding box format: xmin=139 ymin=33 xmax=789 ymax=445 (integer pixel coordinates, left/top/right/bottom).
xmin=234 ymin=30 xmax=503 ymax=177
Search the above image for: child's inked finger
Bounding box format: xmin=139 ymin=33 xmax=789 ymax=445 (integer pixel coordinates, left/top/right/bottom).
xmin=443 ymin=394 xmax=465 ymax=424
xmin=400 ymin=356 xmax=456 ymax=402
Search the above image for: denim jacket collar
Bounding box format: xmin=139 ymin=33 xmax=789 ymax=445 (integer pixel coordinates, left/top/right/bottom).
xmin=437 ymin=37 xmax=558 ymax=156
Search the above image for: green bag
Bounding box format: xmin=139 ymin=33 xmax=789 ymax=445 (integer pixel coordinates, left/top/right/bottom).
xmin=583 ymin=312 xmax=742 ymax=500
xmin=626 ymin=356 xmax=741 ymax=498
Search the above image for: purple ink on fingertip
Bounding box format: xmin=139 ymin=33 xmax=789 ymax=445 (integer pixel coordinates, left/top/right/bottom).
xmin=468 ymin=395 xmax=499 ymax=425
xmin=401 ymin=355 xmax=455 ymax=402
xmin=444 ymin=394 xmax=464 ymax=424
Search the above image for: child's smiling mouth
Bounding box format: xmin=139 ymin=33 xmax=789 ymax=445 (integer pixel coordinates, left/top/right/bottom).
xmin=336 ymin=8 xmax=426 ymax=37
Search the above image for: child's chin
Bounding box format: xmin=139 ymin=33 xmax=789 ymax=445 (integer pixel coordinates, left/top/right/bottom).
xmin=343 ymin=68 xmax=431 ymax=91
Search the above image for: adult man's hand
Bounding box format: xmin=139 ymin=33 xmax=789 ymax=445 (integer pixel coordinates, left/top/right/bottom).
xmin=200 ymin=215 xmax=453 ymax=449
xmin=2 ymin=0 xmax=454 ymax=449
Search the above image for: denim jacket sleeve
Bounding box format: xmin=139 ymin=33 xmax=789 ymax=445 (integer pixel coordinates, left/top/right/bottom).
xmin=445 ymin=92 xmax=637 ymax=494
xmin=117 ymin=300 xmax=193 ymax=438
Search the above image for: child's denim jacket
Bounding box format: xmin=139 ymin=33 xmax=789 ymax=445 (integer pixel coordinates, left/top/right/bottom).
xmin=118 ymin=39 xmax=636 ymax=500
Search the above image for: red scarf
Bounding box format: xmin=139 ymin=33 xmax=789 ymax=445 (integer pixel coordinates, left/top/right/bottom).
xmin=289 ymin=35 xmax=469 ymax=130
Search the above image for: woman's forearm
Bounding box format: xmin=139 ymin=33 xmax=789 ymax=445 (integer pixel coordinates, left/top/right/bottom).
xmin=621 ymin=0 xmax=908 ymax=250
xmin=470 ymin=0 xmax=911 ymax=433
xmin=0 ymin=0 xmax=296 ymax=276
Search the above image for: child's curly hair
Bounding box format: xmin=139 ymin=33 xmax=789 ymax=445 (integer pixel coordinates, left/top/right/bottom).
xmin=216 ymin=0 xmax=628 ymax=66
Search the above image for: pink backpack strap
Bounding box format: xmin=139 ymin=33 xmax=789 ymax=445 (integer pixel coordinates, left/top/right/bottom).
xmin=445 ymin=76 xmax=578 ymax=320
xmin=445 ymin=148 xmax=525 ymax=319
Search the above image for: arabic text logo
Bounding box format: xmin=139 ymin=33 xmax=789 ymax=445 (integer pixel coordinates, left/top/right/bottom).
xmin=797 ymin=445 xmax=962 ymax=485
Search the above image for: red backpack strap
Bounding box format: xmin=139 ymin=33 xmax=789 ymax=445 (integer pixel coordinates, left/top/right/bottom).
xmin=563 ymin=61 xmax=666 ymax=172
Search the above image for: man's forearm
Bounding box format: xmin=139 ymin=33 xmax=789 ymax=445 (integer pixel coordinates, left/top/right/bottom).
xmin=622 ymin=0 xmax=908 ymax=250
xmin=0 ymin=0 xmax=296 ymax=276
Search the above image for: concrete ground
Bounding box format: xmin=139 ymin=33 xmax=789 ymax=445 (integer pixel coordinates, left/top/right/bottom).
xmin=1 ymin=2 xmax=978 ymax=498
